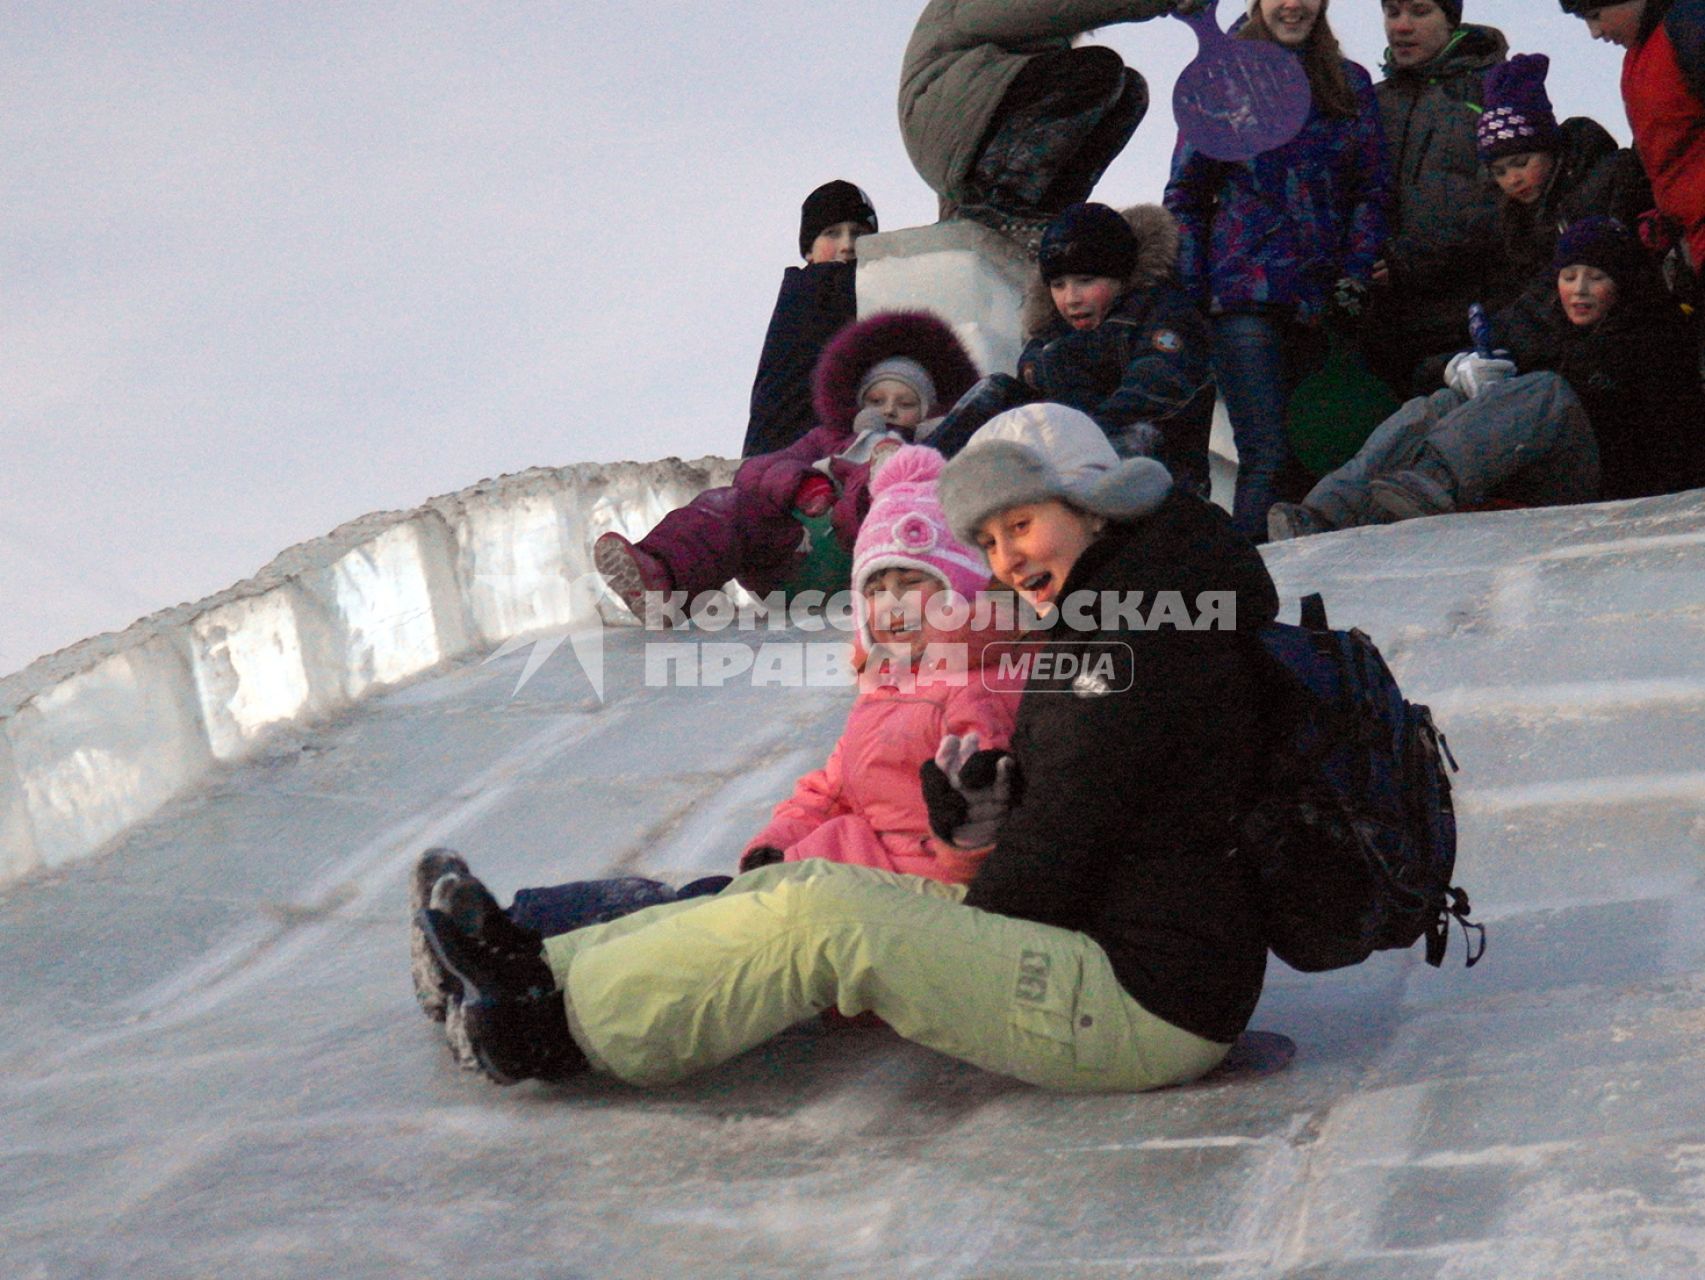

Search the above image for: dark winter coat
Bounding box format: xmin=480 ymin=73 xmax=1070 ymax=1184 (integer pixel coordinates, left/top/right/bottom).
xmin=1552 ymin=290 xmax=1705 ymax=501
xmin=962 ymin=493 xmax=1279 ymax=1045
xmin=1165 ymin=57 xmax=1388 ymax=325
xmin=1624 ymin=0 xmax=1705 ymax=270
xmin=735 ymin=310 xmax=981 ymax=549
xmin=1015 ymin=204 xmax=1213 ymax=438
xmin=741 ymin=262 xmax=858 ymax=458
xmin=1486 ymin=119 xmax=1653 ymax=369
xmin=898 ymin=0 xmax=1176 ymax=202
xmin=1370 ymin=24 xmax=1509 ymax=364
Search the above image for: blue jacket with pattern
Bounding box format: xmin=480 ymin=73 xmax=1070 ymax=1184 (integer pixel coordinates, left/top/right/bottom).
xmin=1164 ymin=55 xmax=1389 ymax=325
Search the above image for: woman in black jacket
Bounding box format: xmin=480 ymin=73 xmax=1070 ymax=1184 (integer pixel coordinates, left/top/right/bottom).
xmin=413 ymin=405 xmax=1280 ymax=1090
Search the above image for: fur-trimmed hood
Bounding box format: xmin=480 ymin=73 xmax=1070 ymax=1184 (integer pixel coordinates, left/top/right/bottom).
xmin=1021 ymin=204 xmax=1182 ymax=342
xmin=811 ymin=309 xmax=980 ymax=437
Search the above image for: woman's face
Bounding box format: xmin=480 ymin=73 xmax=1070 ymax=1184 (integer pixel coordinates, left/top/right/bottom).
xmin=1260 ymin=0 xmax=1324 ymax=48
xmin=860 ymin=378 xmax=925 ymax=430
xmin=1558 ymin=265 xmax=1619 ymax=327
xmin=861 ymin=567 xmax=946 ymax=657
xmin=1489 ymin=151 xmax=1555 ymax=205
xmin=974 ymin=500 xmax=1103 ymax=616
xmin=1383 ymin=0 xmax=1452 ymax=69
xmin=1581 ymin=1 xmax=1648 ymax=48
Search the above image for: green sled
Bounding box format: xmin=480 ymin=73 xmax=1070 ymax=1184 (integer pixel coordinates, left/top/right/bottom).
xmin=780 ymin=511 xmax=854 ymax=600
xmin=1286 ymin=331 xmax=1401 ymax=476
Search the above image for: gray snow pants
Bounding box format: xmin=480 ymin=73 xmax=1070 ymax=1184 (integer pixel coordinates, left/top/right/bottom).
xmin=1304 ymin=371 xmax=1601 ymax=527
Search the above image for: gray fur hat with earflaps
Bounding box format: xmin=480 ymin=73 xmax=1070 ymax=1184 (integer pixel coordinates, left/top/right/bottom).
xmin=939 ymin=403 xmax=1173 ymax=547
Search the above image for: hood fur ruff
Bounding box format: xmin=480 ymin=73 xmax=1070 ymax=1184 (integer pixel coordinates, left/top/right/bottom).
xmin=1021 ymin=204 xmax=1182 ymax=342
xmin=939 ymin=403 xmax=1173 ymax=547
xmin=812 ymin=309 xmax=981 ymax=437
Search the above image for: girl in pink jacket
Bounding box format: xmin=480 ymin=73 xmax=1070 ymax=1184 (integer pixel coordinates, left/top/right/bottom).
xmin=736 ymin=444 xmax=1021 ymax=885
xmin=409 ymin=447 xmax=1021 ymax=1029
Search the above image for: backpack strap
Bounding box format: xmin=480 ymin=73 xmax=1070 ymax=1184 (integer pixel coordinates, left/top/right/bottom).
xmin=1299 ymin=592 xmax=1329 ymax=631
xmin=1426 ymin=886 xmax=1487 ymax=968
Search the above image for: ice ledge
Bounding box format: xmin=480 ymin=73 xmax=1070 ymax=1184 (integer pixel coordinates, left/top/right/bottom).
xmin=0 ymin=457 xmax=735 ymax=886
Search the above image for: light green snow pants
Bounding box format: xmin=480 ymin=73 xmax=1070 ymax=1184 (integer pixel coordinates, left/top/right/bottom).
xmin=541 ymin=859 xmax=1228 ymax=1091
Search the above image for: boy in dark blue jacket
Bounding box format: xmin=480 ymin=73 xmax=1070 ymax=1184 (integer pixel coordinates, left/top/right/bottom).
xmin=740 ymin=181 xmax=877 ymax=457
xmin=930 ymin=202 xmax=1215 ymax=495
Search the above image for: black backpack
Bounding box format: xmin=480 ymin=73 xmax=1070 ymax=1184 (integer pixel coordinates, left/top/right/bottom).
xmin=1240 ymin=594 xmax=1485 ymax=973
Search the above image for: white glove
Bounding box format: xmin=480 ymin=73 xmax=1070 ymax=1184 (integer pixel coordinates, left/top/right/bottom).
xmin=1444 ymin=350 xmax=1516 ymax=400
xmin=931 ymin=732 xmax=1017 ymax=849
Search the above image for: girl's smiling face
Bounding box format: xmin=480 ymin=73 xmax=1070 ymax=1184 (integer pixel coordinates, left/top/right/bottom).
xmin=1558 ymin=264 xmax=1619 ymax=327
xmin=860 ymin=378 xmax=925 ymax=431
xmin=974 ymin=501 xmax=1104 ymax=615
xmin=861 ymin=567 xmax=947 ymax=657
xmin=1260 ymin=0 xmax=1324 ymax=48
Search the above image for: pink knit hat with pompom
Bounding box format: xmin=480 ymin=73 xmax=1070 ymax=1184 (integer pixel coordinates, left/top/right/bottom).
xmin=853 ymin=446 xmax=990 ymax=610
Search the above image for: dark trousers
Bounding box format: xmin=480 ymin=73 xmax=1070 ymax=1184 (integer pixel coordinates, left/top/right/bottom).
xmin=508 ymin=875 xmax=732 ymax=936
xmin=959 ymin=47 xmax=1148 ymax=219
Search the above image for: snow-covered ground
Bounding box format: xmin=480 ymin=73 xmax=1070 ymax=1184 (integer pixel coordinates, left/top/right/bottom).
xmin=3 ymin=484 xmax=1703 ymax=1278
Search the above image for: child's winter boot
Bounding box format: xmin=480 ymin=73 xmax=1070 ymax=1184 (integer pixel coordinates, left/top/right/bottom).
xmin=416 ymin=905 xmax=586 ymax=1085
xmin=594 ymin=531 xmax=674 ymax=624
xmin=409 ymin=847 xmax=470 ymax=1020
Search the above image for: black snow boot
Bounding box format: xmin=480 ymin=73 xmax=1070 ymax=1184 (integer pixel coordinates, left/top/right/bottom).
xmin=409 ymin=848 xmax=470 ymax=1020
xmin=416 ymin=906 xmax=586 ymax=1085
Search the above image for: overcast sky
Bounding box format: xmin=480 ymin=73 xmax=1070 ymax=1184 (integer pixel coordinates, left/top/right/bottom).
xmin=2 ymin=2 xmax=1626 ymax=675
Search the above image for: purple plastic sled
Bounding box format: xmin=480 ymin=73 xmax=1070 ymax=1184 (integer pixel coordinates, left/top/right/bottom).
xmin=1172 ymin=5 xmax=1311 ymax=161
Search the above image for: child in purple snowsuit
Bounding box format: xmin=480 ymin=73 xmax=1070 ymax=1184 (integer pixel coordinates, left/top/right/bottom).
xmin=595 ymin=310 xmax=980 ymax=621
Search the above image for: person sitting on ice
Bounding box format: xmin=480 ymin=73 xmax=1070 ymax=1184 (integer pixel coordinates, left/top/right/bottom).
xmin=410 ymin=447 xmax=1024 ymax=1064
xmin=1267 ymin=216 xmax=1705 ymax=539
xmin=595 ymin=309 xmax=979 ymax=624
xmin=741 ymin=180 xmax=878 ymax=458
xmin=929 ymin=202 xmax=1214 ymax=494
xmin=411 ymin=402 xmax=1278 ymax=1091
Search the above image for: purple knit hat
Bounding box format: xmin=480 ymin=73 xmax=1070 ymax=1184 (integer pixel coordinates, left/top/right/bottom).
xmin=1478 ymin=54 xmax=1560 ymax=162
xmin=1552 ymin=217 xmax=1647 ymax=293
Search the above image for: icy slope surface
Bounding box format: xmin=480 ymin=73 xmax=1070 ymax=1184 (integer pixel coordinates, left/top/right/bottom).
xmin=3 ymin=490 xmax=1703 ymax=1278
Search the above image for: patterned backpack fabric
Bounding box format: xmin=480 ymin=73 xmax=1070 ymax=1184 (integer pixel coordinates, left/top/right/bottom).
xmin=1241 ymin=594 xmax=1485 ymax=973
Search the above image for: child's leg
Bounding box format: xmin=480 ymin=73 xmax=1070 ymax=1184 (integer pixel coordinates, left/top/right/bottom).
xmin=636 ymin=486 xmax=802 ymax=600
xmin=959 ymin=47 xmax=1143 ymax=221
xmin=507 ymin=877 xmax=681 ymax=936
xmin=1301 ymin=387 xmax=1463 ymax=527
xmin=1418 ymin=371 xmax=1601 ymax=508
xmin=542 ymin=860 xmax=1227 ymax=1092
xmin=1214 ymin=313 xmax=1307 ymax=541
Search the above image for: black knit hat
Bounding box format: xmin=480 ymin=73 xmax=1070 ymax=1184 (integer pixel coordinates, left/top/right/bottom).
xmin=1555 ymin=1 xmax=1594 ymax=14
xmin=799 ymin=180 xmax=877 ymax=258
xmin=1478 ymin=54 xmax=1560 ymax=161
xmin=1388 ymin=0 xmax=1463 ymax=23
xmin=1037 ymin=202 xmax=1139 ymax=283
xmin=1552 ymin=216 xmax=1646 ymax=291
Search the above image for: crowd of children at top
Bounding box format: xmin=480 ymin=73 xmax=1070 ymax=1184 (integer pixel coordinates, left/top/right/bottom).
xmin=591 ymin=0 xmax=1703 ymax=600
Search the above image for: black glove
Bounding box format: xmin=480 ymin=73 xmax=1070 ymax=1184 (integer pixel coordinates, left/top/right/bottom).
xmin=739 ymin=844 xmax=785 ymax=872
xmin=920 ymin=733 xmax=1022 ymax=848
